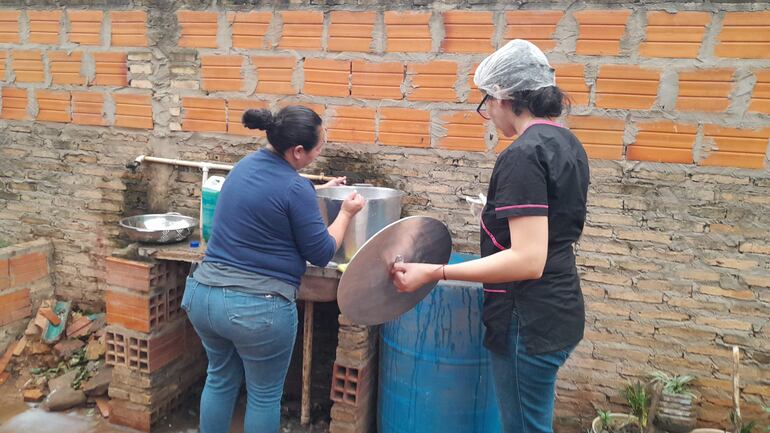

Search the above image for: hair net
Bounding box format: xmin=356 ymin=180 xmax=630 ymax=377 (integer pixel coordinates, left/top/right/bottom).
xmin=473 ymin=39 xmax=556 ymax=100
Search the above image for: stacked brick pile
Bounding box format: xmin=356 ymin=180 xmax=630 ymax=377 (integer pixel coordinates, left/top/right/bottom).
xmin=329 ymin=315 xmax=378 ymax=433
xmin=104 ymin=256 xmax=205 ymax=432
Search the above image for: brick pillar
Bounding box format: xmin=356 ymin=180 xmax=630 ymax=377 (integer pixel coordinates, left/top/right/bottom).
xmin=104 ymin=256 xmax=205 ymax=432
xmin=0 ymin=239 xmax=54 ymax=353
xmin=329 ymin=314 xmax=378 ymax=433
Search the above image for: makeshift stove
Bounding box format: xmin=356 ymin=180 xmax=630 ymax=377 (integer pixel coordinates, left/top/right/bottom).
xmin=103 ymin=239 xmax=378 ymax=433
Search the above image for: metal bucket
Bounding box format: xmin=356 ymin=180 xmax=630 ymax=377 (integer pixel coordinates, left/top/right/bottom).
xmin=316 ymin=185 xmax=403 ymax=263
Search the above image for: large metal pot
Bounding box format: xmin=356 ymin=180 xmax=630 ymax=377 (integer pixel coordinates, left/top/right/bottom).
xmin=317 ymin=185 xmax=404 ymax=263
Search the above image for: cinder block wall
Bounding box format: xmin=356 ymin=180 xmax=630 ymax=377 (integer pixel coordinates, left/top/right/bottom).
xmin=0 ymin=1 xmax=768 ymax=430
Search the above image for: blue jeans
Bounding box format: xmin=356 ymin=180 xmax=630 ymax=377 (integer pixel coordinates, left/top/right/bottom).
xmin=182 ymin=277 xmax=298 ymax=433
xmin=490 ymin=312 xmax=574 ymax=433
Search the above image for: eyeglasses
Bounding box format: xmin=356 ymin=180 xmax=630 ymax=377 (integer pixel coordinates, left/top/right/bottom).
xmin=476 ymin=94 xmax=490 ymax=120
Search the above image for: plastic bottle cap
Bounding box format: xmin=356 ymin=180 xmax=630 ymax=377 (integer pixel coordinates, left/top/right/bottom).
xmin=190 ymin=241 xmax=200 ymax=248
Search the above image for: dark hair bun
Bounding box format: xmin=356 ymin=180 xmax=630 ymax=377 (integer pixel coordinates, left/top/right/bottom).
xmin=242 ymin=108 xmax=275 ymax=131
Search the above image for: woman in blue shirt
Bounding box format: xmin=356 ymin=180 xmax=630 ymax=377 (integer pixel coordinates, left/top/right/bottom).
xmin=182 ymin=106 xmax=365 ymax=433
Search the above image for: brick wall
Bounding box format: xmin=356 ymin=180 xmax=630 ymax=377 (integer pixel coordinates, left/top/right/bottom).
xmin=0 ymin=1 xmax=768 ymax=430
xmin=0 ymin=239 xmax=54 ymax=353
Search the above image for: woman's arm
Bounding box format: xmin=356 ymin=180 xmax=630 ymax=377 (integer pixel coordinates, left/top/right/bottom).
xmin=327 ymin=192 xmax=365 ymax=251
xmin=392 ymin=215 xmax=548 ymax=292
xmin=315 ymin=176 xmax=347 ymax=190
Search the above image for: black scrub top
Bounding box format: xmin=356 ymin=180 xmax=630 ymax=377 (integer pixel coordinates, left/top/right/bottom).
xmin=481 ymin=121 xmax=590 ymax=355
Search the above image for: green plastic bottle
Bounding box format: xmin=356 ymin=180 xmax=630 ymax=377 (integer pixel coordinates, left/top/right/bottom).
xmin=202 ymin=175 xmax=226 ymax=241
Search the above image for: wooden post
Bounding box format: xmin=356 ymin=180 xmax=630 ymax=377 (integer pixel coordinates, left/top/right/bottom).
xmin=732 ymin=346 xmax=741 ymax=433
xmin=301 ymin=300 xmax=315 ymax=426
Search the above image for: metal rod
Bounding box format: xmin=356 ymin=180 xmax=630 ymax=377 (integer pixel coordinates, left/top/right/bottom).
xmin=133 ymin=155 xmax=332 ymax=181
xmin=301 ymin=300 xmax=315 ymax=426
xmin=200 ymin=166 xmax=209 ymax=241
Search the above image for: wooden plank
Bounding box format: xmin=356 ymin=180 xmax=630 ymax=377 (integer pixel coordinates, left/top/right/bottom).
xmin=301 ymin=301 xmax=314 ymax=426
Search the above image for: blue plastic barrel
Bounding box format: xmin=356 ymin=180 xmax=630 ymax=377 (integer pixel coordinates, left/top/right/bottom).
xmin=378 ymin=253 xmax=501 ymax=433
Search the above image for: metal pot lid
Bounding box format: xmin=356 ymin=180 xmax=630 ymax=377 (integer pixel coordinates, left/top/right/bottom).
xmin=337 ymin=216 xmax=452 ymax=326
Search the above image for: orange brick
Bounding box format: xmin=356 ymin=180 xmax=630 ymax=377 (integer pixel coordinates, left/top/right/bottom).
xmin=253 ymin=56 xmax=296 ymax=95
xmin=114 ymin=93 xmax=153 ymax=129
xmin=71 ymin=91 xmax=105 ymax=126
xmin=467 ymin=62 xmax=483 ymax=104
xmin=407 ymin=61 xmax=458 ymax=102
xmin=303 ymin=58 xmax=350 ymax=97
xmin=715 ymin=12 xmax=770 ymax=59
xmin=574 ymin=10 xmax=631 ymax=56
xmin=441 ymin=11 xmax=494 ymax=54
xmin=1 ymin=88 xmax=28 ymax=120
xmin=0 ymin=11 xmax=20 ymax=43
xmin=328 ymin=11 xmax=375 ymax=52
xmin=700 ymin=125 xmax=770 ymax=169
xmin=326 ymin=106 xmax=376 ymax=144
xmin=9 ymin=252 xmax=47 ymax=286
xmin=505 ymin=11 xmax=563 ymax=52
xmin=0 ymin=259 xmax=9 ymax=290
xmin=228 ymin=11 xmax=271 ymax=49
xmin=438 ymin=111 xmax=486 ymax=152
xmin=226 ymin=99 xmax=268 ymax=136
xmin=105 ymin=286 xmax=184 ymax=334
xmin=110 ymin=400 xmax=151 ymax=432
xmin=104 ymin=257 xmax=183 ymax=293
xmin=553 ymin=64 xmax=589 ymax=106
xmin=201 ymin=55 xmax=244 ymax=92
xmin=0 ymin=289 xmax=31 ymax=326
xmin=276 ymin=101 xmax=324 ymax=116
xmin=640 ymin=12 xmax=711 ymax=59
xmin=378 ymin=107 xmax=430 ymax=148
xmin=182 ymin=97 xmax=226 ymax=133
xmin=351 ymin=61 xmax=403 ymax=100
xmin=628 ymin=121 xmax=696 ymax=163
xmin=12 ymin=50 xmax=44 ymax=83
xmin=36 ymin=90 xmax=71 ymax=123
xmin=676 ymin=69 xmax=734 ymax=112
xmin=111 ymin=11 xmax=148 ymax=47
xmin=384 ymin=11 xmax=432 ymax=53
xmin=68 ymin=10 xmax=102 ymax=45
xmin=49 ymin=51 xmax=86 ymax=85
xmin=105 ymin=290 xmax=151 ymax=332
xmin=567 ymin=116 xmax=625 ymax=160
xmin=596 ymin=65 xmax=660 ymax=109
xmin=749 ymin=70 xmax=770 ymax=114
xmin=94 ymin=52 xmax=128 ymax=86
xmin=495 ymin=130 xmax=517 ymax=153
xmin=28 ymin=10 xmax=61 ymax=44
xmin=177 ymin=10 xmax=218 ymax=48
xmin=279 ymin=11 xmax=323 ymax=50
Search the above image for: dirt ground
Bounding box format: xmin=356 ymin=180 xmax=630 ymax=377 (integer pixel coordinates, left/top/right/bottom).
xmin=0 ymin=380 xmax=330 ymax=433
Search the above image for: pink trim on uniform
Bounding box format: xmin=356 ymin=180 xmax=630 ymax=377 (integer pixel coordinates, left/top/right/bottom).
xmin=480 ymin=217 xmax=506 ymax=251
xmin=495 ymin=204 xmax=549 ymax=211
xmin=483 ymin=289 xmax=507 ymax=293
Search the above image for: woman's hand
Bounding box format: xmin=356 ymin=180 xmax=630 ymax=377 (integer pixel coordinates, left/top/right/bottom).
xmin=316 ymin=176 xmax=347 ymax=190
xmin=391 ymin=262 xmax=442 ymax=293
xmin=341 ymin=191 xmax=365 ymax=217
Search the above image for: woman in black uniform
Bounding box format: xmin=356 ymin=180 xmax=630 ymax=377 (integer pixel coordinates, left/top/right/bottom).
xmin=392 ymin=39 xmax=590 ymax=433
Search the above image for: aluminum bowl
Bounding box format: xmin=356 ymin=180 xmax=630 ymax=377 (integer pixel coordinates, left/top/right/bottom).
xmin=119 ymin=212 xmax=198 ymax=244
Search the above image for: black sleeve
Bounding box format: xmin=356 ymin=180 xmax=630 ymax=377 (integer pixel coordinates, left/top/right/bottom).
xmin=493 ymin=146 xmax=549 ymax=219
